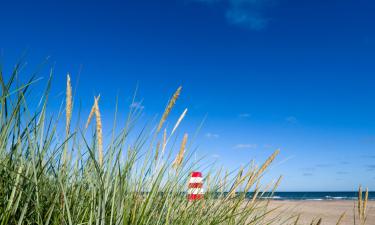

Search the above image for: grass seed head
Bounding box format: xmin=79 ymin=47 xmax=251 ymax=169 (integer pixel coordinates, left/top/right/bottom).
xmin=157 ymin=86 xmax=182 ymax=132
xmin=66 ymin=74 xmax=72 ymax=136
xmin=94 ymin=96 xmax=103 ymax=167
xmin=86 ymin=94 xmax=100 ymax=129
xmin=173 ymin=133 xmax=188 ymax=168
xmin=155 ymin=142 xmax=160 ymax=161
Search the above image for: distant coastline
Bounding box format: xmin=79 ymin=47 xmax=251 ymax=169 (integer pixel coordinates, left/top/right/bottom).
xmin=205 ymin=191 xmax=375 ymax=201
xmin=250 ymin=191 xmax=375 ymax=201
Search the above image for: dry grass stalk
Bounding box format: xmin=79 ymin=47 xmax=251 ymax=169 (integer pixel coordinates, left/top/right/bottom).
xmin=272 ymin=175 xmax=283 ymax=193
xmin=154 ymin=142 xmax=160 ymax=161
xmin=66 ymin=74 xmax=72 ymax=136
xmin=226 ymin=150 xmax=279 ymax=200
xmin=245 ymin=150 xmax=280 ymax=192
xmin=227 ymin=166 xmax=244 ymax=198
xmin=336 ymin=212 xmax=345 ymax=225
xmin=250 ymin=183 xmax=260 ymax=204
xmin=293 ymin=215 xmax=300 ymax=225
xmin=357 ymin=186 xmax=369 ymax=224
xmin=220 ymin=170 xmax=229 ymax=194
xmin=173 ymin=133 xmax=188 ymax=168
xmin=244 ymin=168 xmax=256 ymax=192
xmin=85 ymin=94 xmax=100 ymax=129
xmin=94 ymin=96 xmax=103 ymax=167
xmin=363 ymin=188 xmax=368 ymax=220
xmin=358 ymin=186 xmax=363 ymax=221
xmin=257 ymin=149 xmax=279 ymax=176
xmin=205 ymin=174 xmax=211 ymax=192
xmin=157 ymin=86 xmax=182 ymax=132
xmin=161 ymin=128 xmax=167 ymax=155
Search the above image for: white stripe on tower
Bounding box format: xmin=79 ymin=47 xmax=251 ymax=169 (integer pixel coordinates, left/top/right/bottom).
xmin=189 ymin=177 xmax=203 ymax=183
xmin=188 ymin=188 xmax=204 ymax=194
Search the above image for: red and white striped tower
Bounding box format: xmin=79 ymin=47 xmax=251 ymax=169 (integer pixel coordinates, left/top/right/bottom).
xmin=188 ymin=172 xmax=204 ymax=200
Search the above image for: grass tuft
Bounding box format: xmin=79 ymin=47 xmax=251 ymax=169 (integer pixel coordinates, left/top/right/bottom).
xmin=0 ymin=62 xmax=370 ymax=225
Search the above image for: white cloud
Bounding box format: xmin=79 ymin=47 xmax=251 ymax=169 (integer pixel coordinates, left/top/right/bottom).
xmin=233 ymin=143 xmax=257 ymax=149
xmin=206 ymin=132 xmax=220 ymax=138
xmin=212 ymin=154 xmax=220 ymax=158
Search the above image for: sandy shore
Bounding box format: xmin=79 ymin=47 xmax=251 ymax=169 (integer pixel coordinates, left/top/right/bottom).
xmin=268 ymin=200 xmax=375 ymax=225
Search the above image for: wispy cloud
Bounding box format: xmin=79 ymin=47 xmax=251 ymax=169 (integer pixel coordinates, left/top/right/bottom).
xmin=233 ymin=143 xmax=257 ymax=149
xmin=189 ymin=0 xmax=276 ymax=30
xmin=212 ymin=154 xmax=220 ymax=158
xmin=238 ymin=113 xmax=251 ymax=118
xmin=302 ymin=173 xmax=313 ymax=176
xmin=205 ymin=132 xmax=220 ymax=138
xmin=226 ymin=7 xmax=267 ymax=30
xmin=315 ymin=163 xmax=333 ymax=168
xmin=366 ymin=165 xmax=375 ymax=171
xmin=300 ymin=167 xmax=315 ymax=172
xmin=193 ymin=0 xmax=220 ymax=2
xmin=361 ymin=136 xmax=375 ymax=144
xmin=336 ymin=171 xmax=349 ymax=175
xmin=285 ymin=116 xmax=297 ymax=124
xmin=262 ymin=144 xmax=273 ymax=148
xmin=129 ymin=102 xmax=144 ymax=110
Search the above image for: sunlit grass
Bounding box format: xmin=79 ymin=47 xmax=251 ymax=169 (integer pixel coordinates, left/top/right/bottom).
xmin=0 ymin=61 xmax=369 ymax=225
xmin=0 ymin=62 xmax=284 ymax=225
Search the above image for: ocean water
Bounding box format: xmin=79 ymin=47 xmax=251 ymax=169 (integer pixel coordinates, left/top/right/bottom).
xmin=245 ymin=192 xmax=375 ymax=201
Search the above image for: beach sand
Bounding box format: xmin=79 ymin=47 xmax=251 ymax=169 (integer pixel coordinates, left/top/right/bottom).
xmin=268 ymin=200 xmax=375 ymax=225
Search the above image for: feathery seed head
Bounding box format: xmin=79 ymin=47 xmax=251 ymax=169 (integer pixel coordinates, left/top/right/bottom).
xmin=66 ymin=74 xmax=72 ymax=136
xmin=94 ymin=96 xmax=103 ymax=167
xmin=173 ymin=133 xmax=188 ymax=168
xmin=157 ymin=86 xmax=182 ymax=132
xmin=85 ymin=94 xmax=100 ymax=129
xmin=155 ymin=142 xmax=160 ymax=161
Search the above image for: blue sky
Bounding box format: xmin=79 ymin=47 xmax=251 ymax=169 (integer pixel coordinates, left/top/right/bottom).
xmin=1 ymin=0 xmax=375 ymax=191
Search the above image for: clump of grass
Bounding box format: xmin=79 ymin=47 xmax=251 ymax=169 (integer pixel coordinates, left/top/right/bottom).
xmin=0 ymin=61 xmax=321 ymax=225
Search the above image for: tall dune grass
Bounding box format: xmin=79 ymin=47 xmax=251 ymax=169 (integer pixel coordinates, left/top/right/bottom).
xmin=0 ymin=64 xmax=284 ymax=225
xmin=0 ymin=62 xmax=370 ymax=225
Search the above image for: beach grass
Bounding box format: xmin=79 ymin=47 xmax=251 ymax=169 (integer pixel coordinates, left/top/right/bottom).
xmin=0 ymin=62 xmax=370 ymax=225
xmin=0 ymin=64 xmax=285 ymax=225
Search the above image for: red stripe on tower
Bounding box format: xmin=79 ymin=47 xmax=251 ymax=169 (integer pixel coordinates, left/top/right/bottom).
xmin=188 ymin=171 xmax=204 ymax=200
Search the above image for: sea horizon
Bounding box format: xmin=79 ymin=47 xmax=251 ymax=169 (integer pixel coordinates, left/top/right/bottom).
xmin=247 ymin=191 xmax=375 ymax=201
